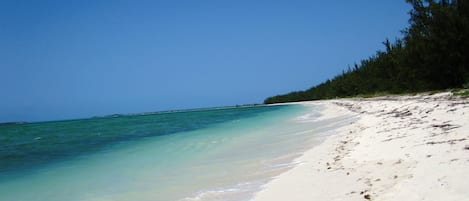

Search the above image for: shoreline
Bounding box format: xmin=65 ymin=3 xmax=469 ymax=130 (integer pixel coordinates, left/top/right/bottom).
xmin=253 ymin=92 xmax=469 ymax=201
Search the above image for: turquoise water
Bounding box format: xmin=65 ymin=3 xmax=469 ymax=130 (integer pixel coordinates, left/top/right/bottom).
xmin=0 ymin=104 xmax=352 ymax=201
xmin=0 ymin=106 xmax=285 ymax=175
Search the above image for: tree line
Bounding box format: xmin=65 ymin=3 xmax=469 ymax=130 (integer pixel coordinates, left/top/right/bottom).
xmin=264 ymin=0 xmax=469 ymax=104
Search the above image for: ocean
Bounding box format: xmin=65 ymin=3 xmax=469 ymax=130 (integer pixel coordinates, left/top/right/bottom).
xmin=0 ymin=104 xmax=352 ymax=201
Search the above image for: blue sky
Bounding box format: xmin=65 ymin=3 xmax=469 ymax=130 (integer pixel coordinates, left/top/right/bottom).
xmin=0 ymin=0 xmax=411 ymax=122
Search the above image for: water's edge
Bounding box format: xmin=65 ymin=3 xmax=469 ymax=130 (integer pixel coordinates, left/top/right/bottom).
xmin=0 ymin=103 xmax=357 ymax=201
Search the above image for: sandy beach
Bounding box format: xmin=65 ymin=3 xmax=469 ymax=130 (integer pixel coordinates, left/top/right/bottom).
xmin=253 ymin=92 xmax=469 ymax=201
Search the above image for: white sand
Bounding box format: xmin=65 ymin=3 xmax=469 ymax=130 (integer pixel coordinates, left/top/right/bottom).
xmin=253 ymin=92 xmax=469 ymax=201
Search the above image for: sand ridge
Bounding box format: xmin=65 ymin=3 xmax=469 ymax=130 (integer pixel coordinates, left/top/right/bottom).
xmin=253 ymin=92 xmax=469 ymax=201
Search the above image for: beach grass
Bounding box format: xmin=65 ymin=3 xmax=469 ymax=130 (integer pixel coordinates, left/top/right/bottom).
xmin=452 ymin=89 xmax=469 ymax=97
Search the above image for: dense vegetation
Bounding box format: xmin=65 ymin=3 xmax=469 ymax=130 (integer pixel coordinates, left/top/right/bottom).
xmin=264 ymin=0 xmax=469 ymax=104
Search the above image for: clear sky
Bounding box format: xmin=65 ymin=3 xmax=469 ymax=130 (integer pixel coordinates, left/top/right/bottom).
xmin=0 ymin=0 xmax=411 ymax=122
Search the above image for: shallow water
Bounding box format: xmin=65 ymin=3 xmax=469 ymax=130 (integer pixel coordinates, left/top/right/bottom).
xmin=0 ymin=104 xmax=354 ymax=201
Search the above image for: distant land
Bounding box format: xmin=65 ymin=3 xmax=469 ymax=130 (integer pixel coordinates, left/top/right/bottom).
xmin=0 ymin=122 xmax=28 ymax=126
xmin=95 ymin=104 xmax=263 ymax=118
xmin=0 ymin=104 xmax=263 ymax=124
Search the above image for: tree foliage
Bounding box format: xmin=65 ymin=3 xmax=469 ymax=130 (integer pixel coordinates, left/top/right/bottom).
xmin=265 ymin=0 xmax=469 ymax=104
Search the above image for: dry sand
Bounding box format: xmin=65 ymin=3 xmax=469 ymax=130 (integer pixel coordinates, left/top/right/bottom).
xmin=253 ymin=92 xmax=469 ymax=201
